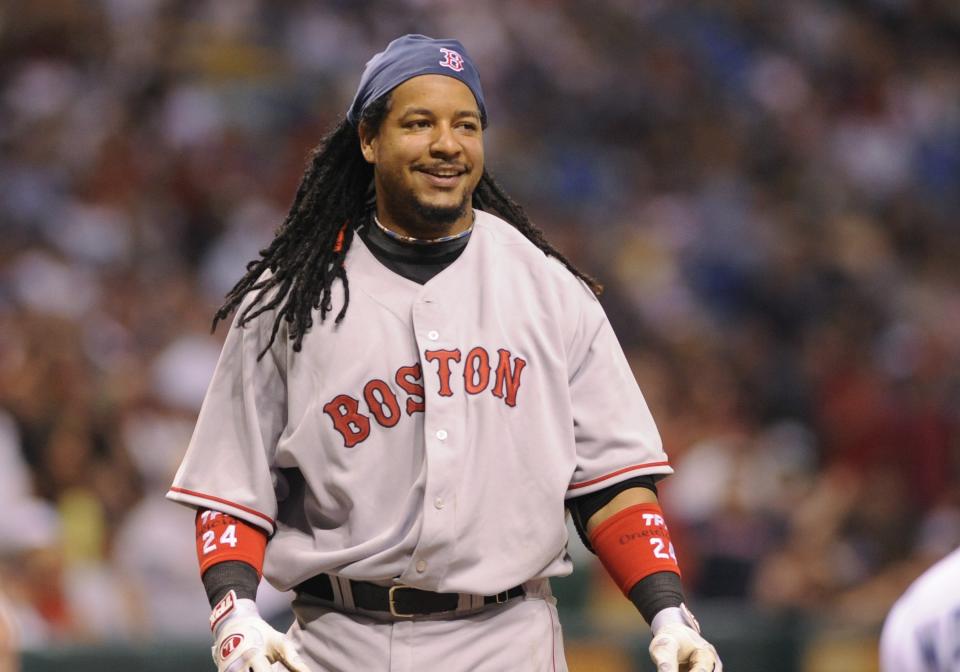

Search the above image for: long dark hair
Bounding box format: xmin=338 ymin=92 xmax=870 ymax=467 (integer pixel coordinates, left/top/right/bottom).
xmin=215 ymin=94 xmax=601 ymax=357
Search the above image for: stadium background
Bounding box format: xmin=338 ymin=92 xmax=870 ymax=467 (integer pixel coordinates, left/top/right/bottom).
xmin=1 ymin=1 xmax=958 ymax=671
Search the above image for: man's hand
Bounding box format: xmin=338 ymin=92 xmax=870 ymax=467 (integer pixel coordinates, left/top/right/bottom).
xmin=649 ymin=604 xmax=722 ymax=672
xmin=211 ymin=591 xmax=309 ymax=672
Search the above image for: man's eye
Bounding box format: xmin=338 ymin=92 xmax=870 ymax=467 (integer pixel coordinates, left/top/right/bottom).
xmin=406 ymin=120 xmax=430 ymax=129
xmin=458 ymin=122 xmax=478 ymax=132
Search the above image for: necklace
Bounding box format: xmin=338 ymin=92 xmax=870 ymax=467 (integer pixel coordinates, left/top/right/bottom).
xmin=373 ymin=213 xmax=473 ymax=245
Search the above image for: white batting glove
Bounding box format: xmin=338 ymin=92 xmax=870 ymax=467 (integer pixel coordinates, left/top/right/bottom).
xmin=210 ymin=590 xmax=309 ymax=672
xmin=649 ymin=604 xmax=722 ymax=672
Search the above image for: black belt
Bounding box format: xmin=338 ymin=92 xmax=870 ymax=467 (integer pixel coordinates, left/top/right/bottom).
xmin=296 ymin=574 xmax=524 ymax=618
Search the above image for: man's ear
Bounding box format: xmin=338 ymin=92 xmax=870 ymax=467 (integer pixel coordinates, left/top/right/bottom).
xmin=358 ymin=122 xmax=376 ymax=164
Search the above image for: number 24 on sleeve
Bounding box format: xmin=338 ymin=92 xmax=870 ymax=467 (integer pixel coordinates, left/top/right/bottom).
xmin=195 ymin=509 xmax=267 ymax=576
xmin=202 ymin=524 xmax=239 ymax=553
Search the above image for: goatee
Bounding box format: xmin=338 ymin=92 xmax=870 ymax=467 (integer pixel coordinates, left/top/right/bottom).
xmin=412 ymin=194 xmax=469 ymax=232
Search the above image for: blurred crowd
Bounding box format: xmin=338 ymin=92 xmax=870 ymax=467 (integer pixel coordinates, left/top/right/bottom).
xmin=1 ymin=0 xmax=958 ymax=657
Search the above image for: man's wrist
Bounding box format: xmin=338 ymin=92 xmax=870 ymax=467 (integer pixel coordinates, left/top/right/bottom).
xmin=210 ymin=589 xmax=260 ymax=634
xmin=628 ymin=571 xmax=684 ymax=624
xmin=203 ymin=560 xmax=260 ymax=608
xmin=650 ymin=603 xmax=701 ymax=635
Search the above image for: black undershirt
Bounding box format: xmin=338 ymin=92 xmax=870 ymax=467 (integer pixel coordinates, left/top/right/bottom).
xmin=356 ymin=218 xmax=471 ymax=284
xmin=202 ymin=218 xmax=682 ymax=623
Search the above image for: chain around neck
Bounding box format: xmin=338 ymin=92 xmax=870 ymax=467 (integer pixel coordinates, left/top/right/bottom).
xmin=372 ymin=213 xmax=474 ymax=245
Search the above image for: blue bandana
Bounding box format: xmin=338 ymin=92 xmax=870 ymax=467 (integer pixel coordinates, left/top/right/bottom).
xmin=346 ymin=34 xmax=486 ymax=127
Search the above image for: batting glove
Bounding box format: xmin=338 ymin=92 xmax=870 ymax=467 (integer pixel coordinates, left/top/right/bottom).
xmin=210 ymin=590 xmax=309 ymax=672
xmin=649 ymin=604 xmax=722 ymax=672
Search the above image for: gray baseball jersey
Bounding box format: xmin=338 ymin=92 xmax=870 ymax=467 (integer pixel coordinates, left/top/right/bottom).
xmin=167 ymin=209 xmax=671 ymax=595
xmin=880 ymin=547 xmax=960 ymax=672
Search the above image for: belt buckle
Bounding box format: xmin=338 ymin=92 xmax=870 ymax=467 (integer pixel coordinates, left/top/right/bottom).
xmin=388 ymin=585 xmax=415 ymax=618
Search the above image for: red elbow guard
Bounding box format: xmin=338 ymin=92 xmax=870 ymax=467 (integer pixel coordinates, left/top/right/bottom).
xmin=195 ymin=509 xmax=268 ymax=578
xmin=588 ymin=503 xmax=681 ymax=595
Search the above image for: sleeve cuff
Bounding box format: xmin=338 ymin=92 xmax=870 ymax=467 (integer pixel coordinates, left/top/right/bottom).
xmin=566 ymin=461 xmax=673 ymax=498
xmin=167 ymin=486 xmax=275 ymax=535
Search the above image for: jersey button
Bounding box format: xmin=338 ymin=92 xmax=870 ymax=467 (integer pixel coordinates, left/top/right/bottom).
xmin=434 ymin=497 xmax=444 ymax=509
xmin=427 ymin=330 xmax=439 ymax=341
xmin=416 ymin=560 xmax=427 ymax=573
xmin=436 ymin=429 xmax=447 ymax=440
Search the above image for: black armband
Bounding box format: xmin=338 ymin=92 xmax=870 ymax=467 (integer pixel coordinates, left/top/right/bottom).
xmin=628 ymin=571 xmax=684 ymax=625
xmin=566 ymin=475 xmax=661 ymax=553
xmin=202 ymin=560 xmax=259 ymax=608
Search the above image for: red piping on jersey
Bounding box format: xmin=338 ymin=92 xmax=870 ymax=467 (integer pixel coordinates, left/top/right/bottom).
xmin=169 ymin=487 xmax=275 ymax=527
xmin=567 ymin=461 xmax=671 ymax=491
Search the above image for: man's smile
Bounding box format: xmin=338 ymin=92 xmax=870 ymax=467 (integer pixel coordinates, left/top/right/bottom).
xmin=415 ymin=164 xmax=469 ymax=188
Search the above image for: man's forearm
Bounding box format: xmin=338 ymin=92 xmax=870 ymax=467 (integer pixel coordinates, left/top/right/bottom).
xmin=585 ymin=486 xmax=660 ymax=533
xmin=202 ymin=560 xmax=259 ymax=607
xmin=585 ymin=486 xmax=684 ymax=624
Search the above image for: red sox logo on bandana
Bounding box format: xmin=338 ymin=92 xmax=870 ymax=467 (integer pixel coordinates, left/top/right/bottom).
xmin=439 ymin=48 xmax=465 ymax=72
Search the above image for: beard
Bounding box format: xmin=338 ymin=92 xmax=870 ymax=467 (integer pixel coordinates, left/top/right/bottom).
xmin=411 ymin=190 xmax=470 ymax=231
xmin=374 ymin=165 xmax=478 ymax=239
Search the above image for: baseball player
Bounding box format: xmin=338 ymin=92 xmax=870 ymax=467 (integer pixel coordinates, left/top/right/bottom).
xmin=880 ymin=547 xmax=960 ymax=671
xmin=168 ymin=34 xmax=721 ymax=672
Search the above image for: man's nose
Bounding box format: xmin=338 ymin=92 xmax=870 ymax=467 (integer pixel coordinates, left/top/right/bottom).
xmin=430 ymin=123 xmax=461 ymax=157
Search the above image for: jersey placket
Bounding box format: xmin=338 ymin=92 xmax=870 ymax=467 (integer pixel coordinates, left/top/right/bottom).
xmin=398 ymin=290 xmax=461 ymax=589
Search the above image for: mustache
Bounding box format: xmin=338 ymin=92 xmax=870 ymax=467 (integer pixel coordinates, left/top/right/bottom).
xmin=413 ymin=162 xmax=470 ymax=173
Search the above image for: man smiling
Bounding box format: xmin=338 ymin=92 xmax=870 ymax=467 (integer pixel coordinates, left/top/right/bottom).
xmin=168 ymin=34 xmax=722 ymax=672
xmin=360 ymin=74 xmax=484 ymax=237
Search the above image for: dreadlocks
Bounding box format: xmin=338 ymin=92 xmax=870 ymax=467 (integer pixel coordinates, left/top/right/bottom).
xmin=214 ymin=94 xmax=602 ymax=358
